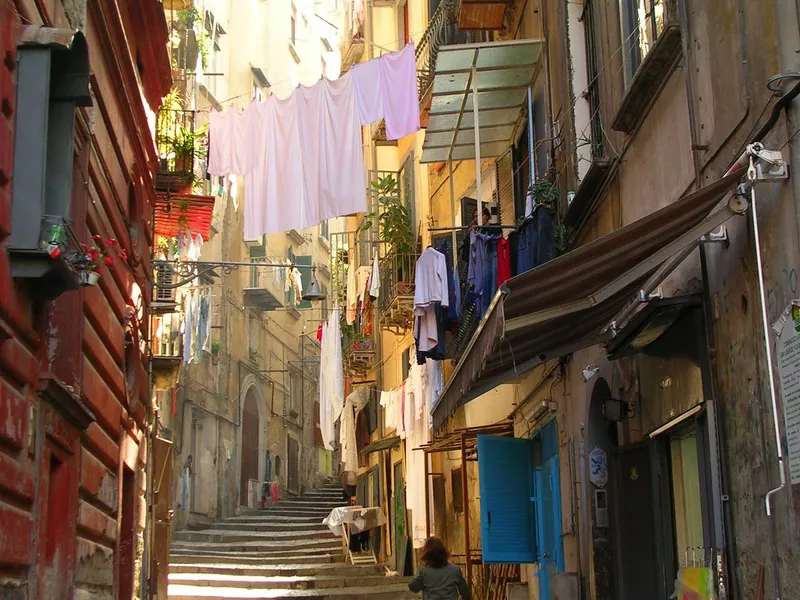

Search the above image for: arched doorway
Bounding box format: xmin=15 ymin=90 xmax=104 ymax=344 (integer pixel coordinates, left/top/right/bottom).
xmin=240 ymin=389 xmax=260 ymax=506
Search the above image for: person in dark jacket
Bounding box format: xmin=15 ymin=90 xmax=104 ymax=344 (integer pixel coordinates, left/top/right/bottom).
xmin=408 ymin=537 xmax=471 ymax=600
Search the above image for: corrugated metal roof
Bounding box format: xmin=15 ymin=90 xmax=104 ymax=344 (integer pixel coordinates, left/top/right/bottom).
xmin=431 ymin=173 xmax=745 ymax=429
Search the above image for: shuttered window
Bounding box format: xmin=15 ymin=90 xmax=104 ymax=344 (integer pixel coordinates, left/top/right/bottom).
xmin=496 ymin=150 xmax=515 ymax=227
xmin=477 ymin=435 xmax=538 ymax=563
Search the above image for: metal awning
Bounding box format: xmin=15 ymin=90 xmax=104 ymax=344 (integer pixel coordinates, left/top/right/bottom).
xmin=363 ymin=436 xmax=401 ymax=454
xmin=420 ymin=39 xmax=542 ymax=164
xmin=431 ymin=173 xmax=748 ymax=429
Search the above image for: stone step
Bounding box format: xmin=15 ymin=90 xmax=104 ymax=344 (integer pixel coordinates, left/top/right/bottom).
xmin=168 ymin=582 xmax=419 ymax=599
xmin=174 ymin=529 xmax=337 ymax=544
xmin=256 ymin=509 xmax=333 ymax=518
xmin=168 ymin=563 xmax=384 ymax=578
xmin=225 ymin=515 xmax=323 ymax=524
xmin=168 ymin=552 xmax=338 ymax=566
xmin=168 ymin=573 xmax=413 ymax=591
xmin=191 ymin=522 xmax=331 ymax=534
xmin=171 ymin=540 xmax=342 ymax=555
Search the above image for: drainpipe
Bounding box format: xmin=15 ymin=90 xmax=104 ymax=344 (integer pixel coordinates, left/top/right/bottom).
xmin=750 ymin=173 xmax=787 ymax=599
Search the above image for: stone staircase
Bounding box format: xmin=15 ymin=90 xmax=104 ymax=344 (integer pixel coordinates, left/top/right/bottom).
xmin=168 ymin=484 xmax=418 ymax=599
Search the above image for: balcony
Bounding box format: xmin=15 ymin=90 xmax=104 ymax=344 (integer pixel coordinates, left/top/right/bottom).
xmin=155 ymin=108 xmax=203 ymax=193
xmin=378 ymin=251 xmax=419 ymax=334
xmin=343 ymin=327 xmax=376 ymax=378
xmin=243 ymin=257 xmax=285 ymax=311
xmin=374 ymin=0 xmax=462 ymax=144
xmin=8 ymin=215 xmax=84 ymax=300
xmin=152 ymin=312 xmax=183 ymax=372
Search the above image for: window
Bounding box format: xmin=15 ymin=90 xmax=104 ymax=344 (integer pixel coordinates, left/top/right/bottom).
xmin=320 ymin=219 xmax=329 ymax=240
xmin=8 ymin=33 xmax=91 ymax=297
xmin=620 ymin=0 xmax=668 ymax=84
xmin=584 ymin=0 xmax=604 ymax=159
xmin=451 ymin=468 xmax=464 ymax=514
xmin=290 ymin=368 xmax=302 ymax=416
xmin=291 ymin=4 xmax=297 ymax=46
xmin=476 ymin=420 xmax=562 ymax=565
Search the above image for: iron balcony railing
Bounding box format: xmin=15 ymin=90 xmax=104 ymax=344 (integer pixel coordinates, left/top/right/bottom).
xmin=155 ymin=109 xmax=198 ymax=177
xmin=415 ymin=0 xmax=459 ymax=100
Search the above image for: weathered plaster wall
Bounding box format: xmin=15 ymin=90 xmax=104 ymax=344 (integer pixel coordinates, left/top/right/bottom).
xmin=0 ymin=0 xmax=169 ymax=597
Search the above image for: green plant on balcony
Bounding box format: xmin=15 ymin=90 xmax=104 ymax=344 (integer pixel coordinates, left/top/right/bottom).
xmin=360 ymin=175 xmax=414 ymax=255
xmin=158 ymin=124 xmax=207 ymax=175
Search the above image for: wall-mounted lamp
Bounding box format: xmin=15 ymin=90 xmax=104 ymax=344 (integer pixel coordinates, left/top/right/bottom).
xmin=602 ymin=397 xmax=635 ymax=422
xmin=582 ymin=365 xmax=600 ymax=382
xmin=302 ymin=267 xmax=327 ymax=302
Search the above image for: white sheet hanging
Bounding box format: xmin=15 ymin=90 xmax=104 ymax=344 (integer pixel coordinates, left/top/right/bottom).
xmin=319 ymin=305 xmax=345 ymax=450
xmin=207 ymin=44 xmax=419 ymax=237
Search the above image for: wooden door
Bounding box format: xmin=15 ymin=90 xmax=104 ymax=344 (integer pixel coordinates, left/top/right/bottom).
xmin=240 ymin=393 xmax=259 ymax=506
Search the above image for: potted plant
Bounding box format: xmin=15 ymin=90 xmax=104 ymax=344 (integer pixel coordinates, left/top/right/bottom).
xmin=360 ymin=175 xmax=415 ymax=290
xmin=210 ymin=342 xmax=222 ymax=365
xmin=79 ymin=235 xmax=128 ymax=286
xmin=248 ymin=347 xmax=262 ymax=364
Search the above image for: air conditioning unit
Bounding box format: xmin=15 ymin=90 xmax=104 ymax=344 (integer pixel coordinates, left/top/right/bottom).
xmin=156 ymin=264 xmax=176 ymax=302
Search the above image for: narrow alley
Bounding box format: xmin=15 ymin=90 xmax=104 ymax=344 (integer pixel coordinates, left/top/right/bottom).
xmin=166 ymin=485 xmax=415 ymax=599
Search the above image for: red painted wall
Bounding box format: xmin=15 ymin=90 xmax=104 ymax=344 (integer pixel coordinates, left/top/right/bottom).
xmin=0 ymin=0 xmax=169 ymax=597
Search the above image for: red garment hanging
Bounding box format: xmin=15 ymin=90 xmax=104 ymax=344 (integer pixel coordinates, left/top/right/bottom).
xmin=497 ymin=237 xmax=512 ymax=287
xmin=316 ymin=323 xmax=323 ymax=342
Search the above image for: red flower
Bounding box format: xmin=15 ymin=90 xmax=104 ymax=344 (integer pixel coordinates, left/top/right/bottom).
xmin=119 ymin=249 xmax=129 ymax=261
xmin=106 ymin=238 xmax=118 ymax=246
xmin=92 ymin=235 xmax=101 ymax=241
xmin=80 ymin=243 xmax=89 ymax=251
xmin=88 ymin=249 xmax=100 ymax=261
xmin=104 ymin=256 xmax=114 ymax=267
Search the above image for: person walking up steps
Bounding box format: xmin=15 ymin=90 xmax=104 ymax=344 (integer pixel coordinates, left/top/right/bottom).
xmin=408 ymin=537 xmax=471 ymax=600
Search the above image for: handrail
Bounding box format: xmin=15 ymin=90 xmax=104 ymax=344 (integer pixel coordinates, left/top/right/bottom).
xmin=415 ymin=0 xmax=457 ymax=100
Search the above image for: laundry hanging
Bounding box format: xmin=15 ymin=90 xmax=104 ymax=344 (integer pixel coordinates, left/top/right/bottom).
xmin=319 ymin=305 xmax=345 ymax=450
xmin=207 ymin=44 xmax=420 ymax=236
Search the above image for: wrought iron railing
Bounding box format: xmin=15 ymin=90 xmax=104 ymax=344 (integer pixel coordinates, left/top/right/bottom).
xmin=415 ymin=0 xmax=458 ymax=100
xmin=155 ymin=109 xmax=198 ymax=176
xmin=451 ymin=554 xmax=521 ymax=600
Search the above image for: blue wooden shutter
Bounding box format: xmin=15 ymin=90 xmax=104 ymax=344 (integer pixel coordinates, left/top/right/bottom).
xmin=477 ymin=435 xmax=537 ymax=563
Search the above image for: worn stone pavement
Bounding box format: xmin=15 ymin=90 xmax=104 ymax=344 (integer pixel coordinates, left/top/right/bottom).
xmin=168 ymin=484 xmax=418 ymax=599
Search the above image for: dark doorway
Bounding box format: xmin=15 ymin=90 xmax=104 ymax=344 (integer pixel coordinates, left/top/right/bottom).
xmin=240 ymin=390 xmax=260 ymax=506
xmin=612 ymin=441 xmax=672 ymax=600
xmin=589 ymin=377 xmax=617 ymax=600
xmin=287 ymin=435 xmax=299 ymax=493
xmin=118 ymin=466 xmax=136 ymax=600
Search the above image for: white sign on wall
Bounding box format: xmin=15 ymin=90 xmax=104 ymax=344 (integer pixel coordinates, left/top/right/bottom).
xmin=775 ymin=303 xmax=800 ymax=485
xmin=589 ymin=446 xmax=608 ymax=488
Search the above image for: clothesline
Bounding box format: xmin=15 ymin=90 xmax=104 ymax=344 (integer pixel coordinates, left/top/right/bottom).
xmin=208 ymin=42 xmax=420 ymax=236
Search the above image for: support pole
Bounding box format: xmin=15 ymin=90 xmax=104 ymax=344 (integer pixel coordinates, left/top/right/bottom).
xmin=527 ymin=86 xmax=535 ymax=187
xmin=424 ymin=450 xmax=431 ymax=538
xmin=461 ymin=433 xmax=472 ymax=586
xmin=471 ymin=65 xmax=482 ymax=220
xmin=448 ymin=159 xmax=458 ymax=265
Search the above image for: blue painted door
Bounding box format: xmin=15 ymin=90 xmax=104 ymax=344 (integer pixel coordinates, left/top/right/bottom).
xmin=476 ymin=435 xmax=537 ymax=563
xmin=535 ymin=455 xmax=564 ymax=600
